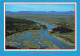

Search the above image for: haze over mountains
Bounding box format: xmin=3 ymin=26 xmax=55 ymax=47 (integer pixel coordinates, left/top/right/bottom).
xmin=6 ymin=11 xmax=74 ymax=16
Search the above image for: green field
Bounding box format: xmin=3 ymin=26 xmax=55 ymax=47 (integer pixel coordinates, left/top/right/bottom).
xmin=9 ymin=15 xmax=74 ymax=29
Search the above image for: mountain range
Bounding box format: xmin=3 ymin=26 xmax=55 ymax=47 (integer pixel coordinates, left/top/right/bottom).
xmin=6 ymin=11 xmax=74 ymax=16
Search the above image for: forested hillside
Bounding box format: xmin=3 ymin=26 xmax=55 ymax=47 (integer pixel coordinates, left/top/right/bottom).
xmin=6 ymin=17 xmax=47 ymax=36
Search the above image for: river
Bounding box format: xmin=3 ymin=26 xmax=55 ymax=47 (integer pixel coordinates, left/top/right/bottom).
xmin=6 ymin=19 xmax=73 ymax=49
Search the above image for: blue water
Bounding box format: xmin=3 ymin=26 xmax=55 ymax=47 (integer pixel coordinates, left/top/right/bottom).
xmin=6 ymin=19 xmax=73 ymax=49
xmin=27 ymin=19 xmax=73 ymax=49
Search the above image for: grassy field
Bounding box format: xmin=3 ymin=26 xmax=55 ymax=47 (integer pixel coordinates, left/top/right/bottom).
xmin=22 ymin=40 xmax=39 ymax=49
xmin=37 ymin=38 xmax=59 ymax=49
xmin=9 ymin=15 xmax=74 ymax=29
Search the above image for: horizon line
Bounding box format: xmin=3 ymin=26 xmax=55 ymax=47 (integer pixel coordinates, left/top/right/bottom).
xmin=6 ymin=11 xmax=74 ymax=12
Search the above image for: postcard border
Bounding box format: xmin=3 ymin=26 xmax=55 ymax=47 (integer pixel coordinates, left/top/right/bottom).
xmin=4 ymin=2 xmax=77 ymax=51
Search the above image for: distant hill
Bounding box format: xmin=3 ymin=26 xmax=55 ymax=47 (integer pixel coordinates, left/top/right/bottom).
xmin=6 ymin=11 xmax=74 ymax=16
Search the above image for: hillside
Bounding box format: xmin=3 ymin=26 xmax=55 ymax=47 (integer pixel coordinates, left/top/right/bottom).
xmin=6 ymin=11 xmax=74 ymax=16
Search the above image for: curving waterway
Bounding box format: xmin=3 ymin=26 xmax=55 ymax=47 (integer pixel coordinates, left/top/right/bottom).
xmin=6 ymin=19 xmax=73 ymax=49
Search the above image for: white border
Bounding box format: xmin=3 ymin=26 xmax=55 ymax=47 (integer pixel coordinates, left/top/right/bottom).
xmin=4 ymin=2 xmax=77 ymax=51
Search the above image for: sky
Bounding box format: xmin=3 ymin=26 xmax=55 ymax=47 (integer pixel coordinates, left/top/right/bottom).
xmin=6 ymin=4 xmax=75 ymax=12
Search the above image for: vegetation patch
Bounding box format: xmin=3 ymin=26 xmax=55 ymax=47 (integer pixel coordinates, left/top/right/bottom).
xmin=48 ymin=32 xmax=75 ymax=48
xmin=6 ymin=45 xmax=21 ymax=49
xmin=48 ymin=22 xmax=75 ymax=48
xmin=22 ymin=40 xmax=39 ymax=49
xmin=11 ymin=15 xmax=74 ymax=29
xmin=51 ymin=27 xmax=73 ymax=33
xmin=6 ymin=36 xmax=27 ymax=41
xmin=37 ymin=38 xmax=59 ymax=49
xmin=6 ymin=17 xmax=47 ymax=36
xmin=30 ymin=30 xmax=40 ymax=38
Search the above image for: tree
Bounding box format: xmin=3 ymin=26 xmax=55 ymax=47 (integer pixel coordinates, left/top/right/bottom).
xmin=56 ymin=22 xmax=69 ymax=28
